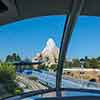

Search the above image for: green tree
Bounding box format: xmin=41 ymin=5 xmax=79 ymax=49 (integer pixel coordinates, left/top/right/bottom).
xmin=97 ymin=56 xmax=100 ymax=60
xmin=16 ymin=55 xmax=21 ymax=61
xmin=0 ymin=59 xmax=2 ymax=63
xmin=85 ymin=56 xmax=88 ymax=61
xmin=0 ymin=63 xmax=22 ymax=95
xmin=64 ymin=61 xmax=68 ymax=68
xmin=89 ymin=58 xmax=98 ymax=68
xmin=23 ymin=58 xmax=32 ymax=70
xmin=50 ymin=64 xmax=57 ymax=71
xmin=24 ymin=58 xmax=31 ymax=62
xmin=64 ymin=61 xmax=73 ymax=68
xmin=12 ymin=53 xmax=21 ymax=62
xmin=72 ymin=59 xmax=80 ymax=67
xmin=5 ymin=53 xmax=21 ymax=63
xmin=12 ymin=53 xmax=17 ymax=61
xmin=84 ymin=56 xmax=90 ymax=68
xmin=38 ymin=64 xmax=48 ymax=71
xmin=0 ymin=63 xmax=16 ymax=83
xmin=5 ymin=55 xmax=13 ymax=62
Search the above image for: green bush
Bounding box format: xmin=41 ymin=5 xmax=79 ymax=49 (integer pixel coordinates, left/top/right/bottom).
xmin=38 ymin=64 xmax=48 ymax=71
xmin=4 ymin=81 xmax=16 ymax=93
xmin=0 ymin=63 xmax=16 ymax=83
xmin=14 ymin=87 xmax=23 ymax=95
xmin=50 ymin=64 xmax=57 ymax=71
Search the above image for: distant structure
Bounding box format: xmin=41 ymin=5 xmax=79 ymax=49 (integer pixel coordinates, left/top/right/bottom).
xmin=11 ymin=60 xmax=42 ymax=72
xmin=32 ymin=38 xmax=59 ymax=68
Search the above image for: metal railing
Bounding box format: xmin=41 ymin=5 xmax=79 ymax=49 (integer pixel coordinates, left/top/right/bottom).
xmin=19 ymin=70 xmax=100 ymax=90
xmin=63 ymin=76 xmax=100 ymax=89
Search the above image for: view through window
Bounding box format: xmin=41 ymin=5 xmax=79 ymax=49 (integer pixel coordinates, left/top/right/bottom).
xmin=0 ymin=15 xmax=66 ymax=98
xmin=63 ymin=16 xmax=100 ymax=90
xmin=1 ymin=15 xmax=100 ymax=99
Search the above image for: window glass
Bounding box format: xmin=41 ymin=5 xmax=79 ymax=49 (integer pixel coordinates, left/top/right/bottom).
xmin=63 ymin=16 xmax=100 ymax=89
xmin=0 ymin=15 xmax=66 ymax=98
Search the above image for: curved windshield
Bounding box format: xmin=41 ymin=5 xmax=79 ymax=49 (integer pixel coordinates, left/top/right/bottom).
xmin=0 ymin=15 xmax=66 ymax=99
xmin=63 ymin=16 xmax=100 ymax=89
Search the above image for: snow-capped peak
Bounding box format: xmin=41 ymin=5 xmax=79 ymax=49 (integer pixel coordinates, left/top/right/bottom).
xmin=33 ymin=38 xmax=59 ymax=65
xmin=46 ymin=38 xmax=56 ymax=48
xmin=42 ymin=38 xmax=58 ymax=54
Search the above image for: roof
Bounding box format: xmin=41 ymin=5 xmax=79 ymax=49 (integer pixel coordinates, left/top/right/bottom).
xmin=0 ymin=0 xmax=100 ymax=25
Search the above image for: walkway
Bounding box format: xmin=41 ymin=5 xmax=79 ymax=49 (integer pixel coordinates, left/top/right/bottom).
xmin=16 ymin=74 xmax=47 ymax=92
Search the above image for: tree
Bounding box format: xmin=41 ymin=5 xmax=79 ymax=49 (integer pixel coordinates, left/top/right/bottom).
xmin=72 ymin=59 xmax=80 ymax=67
xmin=5 ymin=53 xmax=21 ymax=63
xmin=0 ymin=59 xmax=2 ymax=63
xmin=23 ymin=58 xmax=31 ymax=62
xmin=0 ymin=63 xmax=16 ymax=83
xmin=12 ymin=53 xmax=17 ymax=61
xmin=23 ymin=58 xmax=32 ymax=70
xmin=50 ymin=64 xmax=57 ymax=71
xmin=84 ymin=56 xmax=90 ymax=68
xmin=89 ymin=58 xmax=98 ymax=68
xmin=85 ymin=56 xmax=88 ymax=61
xmin=96 ymin=56 xmax=100 ymax=61
xmin=38 ymin=64 xmax=48 ymax=71
xmin=64 ymin=61 xmax=73 ymax=68
xmin=5 ymin=55 xmax=13 ymax=62
xmin=0 ymin=63 xmax=23 ymax=94
xmin=16 ymin=55 xmax=21 ymax=61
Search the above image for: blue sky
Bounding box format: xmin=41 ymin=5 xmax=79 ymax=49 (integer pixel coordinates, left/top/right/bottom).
xmin=0 ymin=15 xmax=100 ymax=60
xmin=68 ymin=16 xmax=100 ymax=59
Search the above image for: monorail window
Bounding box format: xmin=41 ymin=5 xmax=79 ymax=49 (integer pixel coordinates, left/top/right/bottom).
xmin=0 ymin=15 xmax=66 ymax=98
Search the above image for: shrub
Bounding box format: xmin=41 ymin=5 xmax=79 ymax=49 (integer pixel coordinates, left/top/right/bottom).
xmin=14 ymin=87 xmax=23 ymax=95
xmin=4 ymin=81 xmax=16 ymax=93
xmin=0 ymin=63 xmax=16 ymax=83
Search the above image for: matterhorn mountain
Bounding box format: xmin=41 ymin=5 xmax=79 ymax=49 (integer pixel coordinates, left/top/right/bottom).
xmin=42 ymin=38 xmax=59 ymax=64
xmin=32 ymin=38 xmax=59 ymax=65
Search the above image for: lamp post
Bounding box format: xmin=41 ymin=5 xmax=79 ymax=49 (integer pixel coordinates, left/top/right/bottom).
xmin=80 ymin=58 xmax=85 ymax=86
